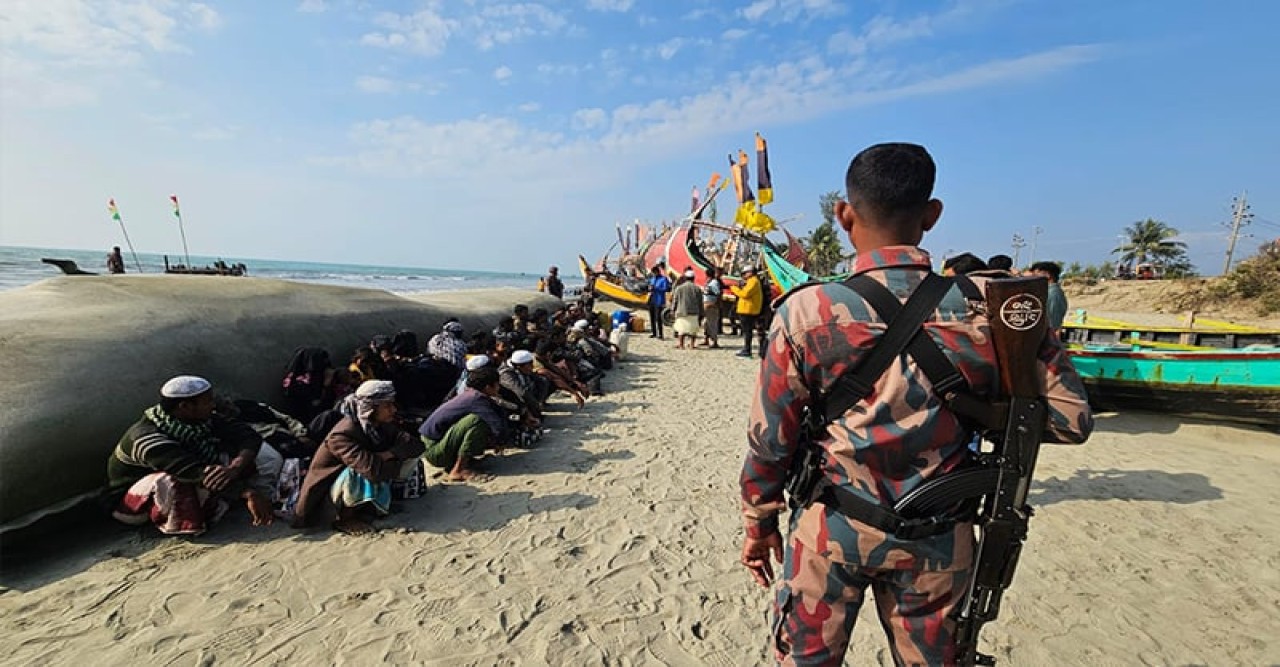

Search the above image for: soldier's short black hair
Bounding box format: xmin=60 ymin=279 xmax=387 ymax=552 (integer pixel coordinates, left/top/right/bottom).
xmin=987 ymin=254 xmax=1013 ymax=271
xmin=845 ymin=143 xmax=936 ymax=226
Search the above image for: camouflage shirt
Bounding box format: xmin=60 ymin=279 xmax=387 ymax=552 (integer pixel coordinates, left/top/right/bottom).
xmin=740 ymin=246 xmax=1093 ymax=571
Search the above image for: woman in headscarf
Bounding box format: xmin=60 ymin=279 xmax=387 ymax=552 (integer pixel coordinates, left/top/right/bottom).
xmin=292 ymin=380 xmax=424 ymax=534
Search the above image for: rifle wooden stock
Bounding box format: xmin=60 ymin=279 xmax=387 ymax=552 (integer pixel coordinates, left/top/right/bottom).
xmin=954 ymin=277 xmax=1051 ymax=667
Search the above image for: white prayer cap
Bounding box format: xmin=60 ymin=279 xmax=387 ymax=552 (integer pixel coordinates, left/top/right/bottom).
xmin=683 ymin=269 xmax=695 ymax=278
xmin=160 ymin=375 xmax=211 ymax=399
xmin=466 ymin=355 xmax=491 ymax=371
xmin=573 ymin=319 xmax=590 ymax=330
xmin=355 ymin=379 xmax=397 ymax=402
xmin=510 ymin=350 xmax=535 ymax=365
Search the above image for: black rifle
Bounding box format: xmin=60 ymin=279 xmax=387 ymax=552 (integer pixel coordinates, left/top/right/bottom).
xmin=952 ymin=277 xmax=1050 ymax=666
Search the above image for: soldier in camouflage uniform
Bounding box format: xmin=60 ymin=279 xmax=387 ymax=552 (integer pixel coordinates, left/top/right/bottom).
xmin=739 ymin=143 xmax=1094 ymax=666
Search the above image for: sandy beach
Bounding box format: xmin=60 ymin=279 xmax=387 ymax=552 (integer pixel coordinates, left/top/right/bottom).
xmin=2 ymin=332 xmax=1279 ymax=665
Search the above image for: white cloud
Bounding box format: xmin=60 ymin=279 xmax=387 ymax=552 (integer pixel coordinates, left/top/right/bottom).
xmin=587 ymin=0 xmax=635 ymax=12
xmin=361 ymin=3 xmax=570 ymax=55
xmin=493 ymin=65 xmax=513 ymax=81
xmin=328 ymin=44 xmax=1105 ymax=191
xmin=517 ymin=102 xmax=541 ymax=112
xmin=188 ymin=3 xmax=222 ymax=31
xmin=296 ymin=0 xmax=327 ymax=13
xmin=355 ymin=75 xmax=423 ymax=94
xmin=740 ymin=0 xmax=844 ymax=23
xmin=829 ymin=1 xmax=1004 ymax=56
xmin=361 ymin=7 xmax=456 ymax=56
xmin=721 ymin=28 xmax=751 ymax=40
xmin=572 ymin=107 xmax=608 ymax=130
xmin=536 ymin=62 xmax=587 ymax=77
xmin=192 ymin=125 xmax=238 ymax=141
xmin=655 ymin=38 xmax=684 ymax=60
xmin=741 ymin=0 xmax=774 ymax=22
xmin=470 ymin=3 xmax=569 ymax=51
xmin=0 ymin=0 xmax=223 ymax=109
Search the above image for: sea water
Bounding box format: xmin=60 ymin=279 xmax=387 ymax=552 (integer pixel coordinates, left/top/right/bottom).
xmin=0 ymin=246 xmax=546 ymax=294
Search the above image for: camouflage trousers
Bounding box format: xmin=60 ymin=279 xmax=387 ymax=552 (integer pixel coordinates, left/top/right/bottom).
xmin=772 ymin=536 xmax=970 ymax=666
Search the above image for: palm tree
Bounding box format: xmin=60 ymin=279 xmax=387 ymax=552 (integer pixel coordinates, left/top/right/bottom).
xmin=804 ymin=190 xmax=848 ymax=276
xmin=1112 ymin=218 xmax=1189 ymax=271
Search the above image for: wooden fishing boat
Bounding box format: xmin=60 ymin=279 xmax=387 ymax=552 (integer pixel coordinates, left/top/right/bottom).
xmin=41 ymin=258 xmax=97 ymax=275
xmin=1067 ymin=344 xmax=1280 ymax=426
xmin=163 ymin=255 xmax=248 ymax=276
xmin=578 ymin=254 xmax=650 ymax=309
xmin=1062 ymin=314 xmax=1280 ymax=350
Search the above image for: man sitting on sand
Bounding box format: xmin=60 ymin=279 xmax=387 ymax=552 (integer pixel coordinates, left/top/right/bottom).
xmin=419 ymin=366 xmax=511 ymax=483
xmin=427 ymin=319 xmax=468 ymax=371
xmin=292 ymin=380 xmax=425 ymax=534
xmin=107 ymin=375 xmax=276 ymax=535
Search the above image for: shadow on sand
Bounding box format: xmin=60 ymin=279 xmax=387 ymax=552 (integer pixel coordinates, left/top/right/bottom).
xmin=1030 ymin=468 xmax=1223 ymax=507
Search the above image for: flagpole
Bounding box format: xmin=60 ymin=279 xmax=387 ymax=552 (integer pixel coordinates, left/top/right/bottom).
xmin=171 ymin=195 xmax=191 ymax=268
xmin=109 ymin=199 xmax=145 ymax=273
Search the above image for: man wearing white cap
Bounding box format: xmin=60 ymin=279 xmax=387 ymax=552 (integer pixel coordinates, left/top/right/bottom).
xmin=107 ymin=375 xmax=276 ymax=535
xmin=499 ymin=349 xmax=549 ymax=422
xmin=670 ymin=269 xmax=704 ymax=350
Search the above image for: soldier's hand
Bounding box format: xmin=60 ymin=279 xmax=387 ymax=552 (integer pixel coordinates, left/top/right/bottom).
xmin=741 ymin=532 xmax=784 ymax=588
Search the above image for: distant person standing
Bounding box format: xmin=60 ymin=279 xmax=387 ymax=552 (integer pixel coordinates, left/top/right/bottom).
xmin=1030 ymin=261 xmax=1068 ymax=332
xmin=106 ymin=246 xmax=125 ymax=274
xmin=543 ymin=265 xmax=564 ymax=299
xmin=729 ymin=266 xmax=763 ymax=358
xmin=701 ymin=267 xmax=723 ymax=348
xmin=647 ymin=264 xmax=671 ymax=340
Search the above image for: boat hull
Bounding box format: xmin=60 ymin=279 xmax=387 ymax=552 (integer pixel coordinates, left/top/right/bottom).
xmin=1069 ymin=348 xmax=1280 ymax=426
xmin=579 ymin=255 xmax=651 ymax=309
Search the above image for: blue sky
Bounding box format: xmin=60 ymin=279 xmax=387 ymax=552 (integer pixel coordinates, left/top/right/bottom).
xmin=2 ymin=0 xmax=1277 ymax=275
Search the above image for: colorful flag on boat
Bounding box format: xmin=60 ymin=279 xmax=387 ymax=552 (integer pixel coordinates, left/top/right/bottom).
xmin=108 ymin=198 xmax=121 ymax=222
xmin=706 ymin=172 xmax=722 ymax=193
xmin=690 ymin=185 xmax=700 ymax=214
xmin=730 ymin=150 xmax=753 ymax=205
xmin=169 ymin=194 xmax=181 ymax=219
xmin=755 ymin=133 xmax=773 ymax=205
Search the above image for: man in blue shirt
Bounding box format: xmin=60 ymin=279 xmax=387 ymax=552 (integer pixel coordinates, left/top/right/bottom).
xmin=646 ymin=263 xmax=671 ymax=340
xmin=1030 ymin=261 xmax=1068 ymax=332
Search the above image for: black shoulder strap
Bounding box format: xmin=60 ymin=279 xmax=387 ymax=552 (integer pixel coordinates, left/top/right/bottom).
xmin=818 ymin=273 xmax=953 ymax=423
xmin=848 ymin=275 xmax=972 ymax=400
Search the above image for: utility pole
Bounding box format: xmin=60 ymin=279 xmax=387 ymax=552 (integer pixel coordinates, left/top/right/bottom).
xmin=1029 ymin=226 xmax=1044 ymax=266
xmin=1011 ymin=233 xmax=1026 ymax=268
xmin=1222 ymin=191 xmax=1252 ymax=274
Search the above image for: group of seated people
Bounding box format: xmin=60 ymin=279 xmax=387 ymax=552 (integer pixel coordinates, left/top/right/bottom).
xmin=105 ymin=298 xmax=623 ymax=536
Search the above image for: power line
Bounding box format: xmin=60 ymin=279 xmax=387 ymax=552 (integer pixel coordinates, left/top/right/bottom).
xmin=1223 ymin=191 xmax=1253 ymax=274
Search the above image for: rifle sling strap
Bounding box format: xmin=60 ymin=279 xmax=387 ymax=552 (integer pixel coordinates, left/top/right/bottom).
xmin=819 ymin=273 xmax=955 ymax=423
xmin=806 ymin=272 xmax=987 ymax=540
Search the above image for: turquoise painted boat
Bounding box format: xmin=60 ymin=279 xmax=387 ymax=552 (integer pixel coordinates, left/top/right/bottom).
xmin=1068 ymin=345 xmax=1280 ymax=426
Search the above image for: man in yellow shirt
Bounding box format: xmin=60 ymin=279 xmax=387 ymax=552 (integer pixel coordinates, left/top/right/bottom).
xmin=730 ymin=266 xmax=764 ymax=358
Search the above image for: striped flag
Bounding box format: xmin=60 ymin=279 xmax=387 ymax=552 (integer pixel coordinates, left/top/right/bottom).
xmin=730 ymin=150 xmax=753 ymax=205
xmin=108 ymin=198 xmax=122 ymax=221
xmin=755 ymin=133 xmax=773 ymax=205
xmin=169 ymin=194 xmax=181 ymax=219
